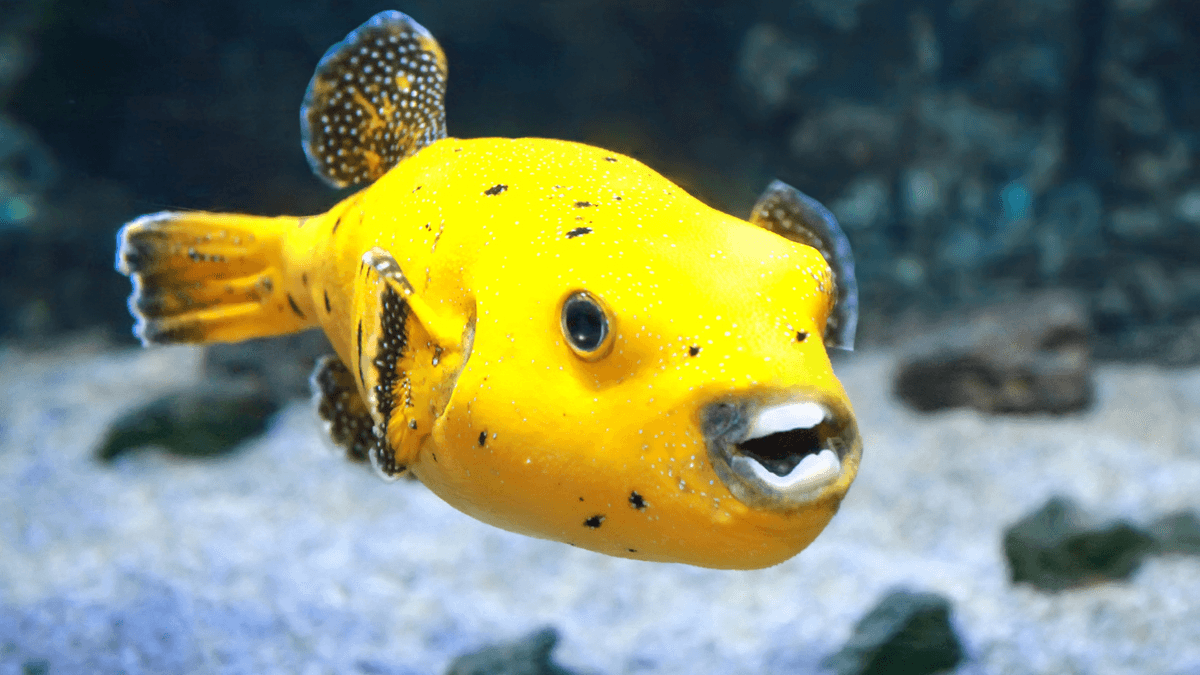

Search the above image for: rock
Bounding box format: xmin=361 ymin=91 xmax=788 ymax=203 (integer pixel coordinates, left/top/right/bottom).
xmin=1003 ymin=497 xmax=1154 ymax=591
xmin=789 ymin=103 xmax=902 ymax=179
xmin=893 ymin=291 xmax=1093 ymax=414
xmin=445 ymin=628 xmax=578 ymax=675
xmin=822 ymin=589 xmax=964 ymax=675
xmin=203 ymin=330 xmax=333 ymax=402
xmin=95 ymin=379 xmax=279 ymax=461
xmin=1039 ymin=182 xmax=1104 ymax=279
xmin=1149 ymin=511 xmax=1200 ymax=555
xmin=0 ymin=116 xmax=57 ymax=229
xmin=736 ymin=23 xmax=818 ymax=120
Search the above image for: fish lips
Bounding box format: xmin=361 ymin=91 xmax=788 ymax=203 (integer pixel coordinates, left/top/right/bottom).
xmin=701 ymin=395 xmax=861 ymax=511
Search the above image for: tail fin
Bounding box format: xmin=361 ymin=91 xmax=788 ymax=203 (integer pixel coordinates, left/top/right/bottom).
xmin=116 ymin=210 xmax=316 ymax=345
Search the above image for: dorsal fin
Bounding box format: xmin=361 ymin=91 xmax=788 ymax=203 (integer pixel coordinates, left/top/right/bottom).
xmin=300 ymin=11 xmax=448 ymax=188
xmin=749 ymin=180 xmax=858 ymax=351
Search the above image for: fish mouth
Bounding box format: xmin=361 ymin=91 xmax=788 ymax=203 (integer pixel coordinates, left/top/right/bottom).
xmin=702 ymin=396 xmax=861 ymax=510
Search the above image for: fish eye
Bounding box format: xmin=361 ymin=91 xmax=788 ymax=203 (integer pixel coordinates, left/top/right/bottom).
xmin=561 ymin=291 xmax=613 ymax=360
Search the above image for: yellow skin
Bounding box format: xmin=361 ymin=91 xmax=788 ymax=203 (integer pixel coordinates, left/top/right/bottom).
xmin=298 ymin=137 xmax=858 ymax=567
xmin=116 ymin=11 xmax=861 ymax=569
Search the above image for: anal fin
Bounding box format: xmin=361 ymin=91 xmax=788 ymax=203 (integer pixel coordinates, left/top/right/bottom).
xmin=311 ymin=354 xmax=391 ymax=469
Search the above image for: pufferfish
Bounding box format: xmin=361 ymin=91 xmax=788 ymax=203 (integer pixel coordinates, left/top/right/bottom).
xmin=115 ymin=10 xmax=862 ymax=570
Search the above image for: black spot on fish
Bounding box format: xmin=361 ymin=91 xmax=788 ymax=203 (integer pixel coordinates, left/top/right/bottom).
xmin=614 ymin=196 xmax=622 ymax=201
xmin=484 ymin=184 xmax=508 ymax=196
xmin=408 ymin=419 xmax=417 ymax=430
xmin=796 ymin=330 xmax=809 ymax=343
xmin=629 ymin=491 xmax=647 ymax=510
xmin=566 ymin=226 xmax=592 ymax=239
xmin=574 ymin=201 xmax=593 ymax=208
xmin=356 ymin=320 xmax=365 ymax=385
xmin=287 ymin=294 xmax=306 ymax=319
xmin=301 ymin=273 xmax=309 ymax=286
xmin=478 ymin=430 xmax=487 ymax=447
xmin=579 ymin=497 xmax=585 ymax=502
xmin=141 ymin=321 xmax=205 ymax=345
xmin=689 ymin=346 xmax=701 ymax=357
xmin=627 ymin=548 xmax=637 ymax=553
xmin=584 ymin=515 xmax=605 ymax=529
xmin=324 ymin=290 xmax=331 ymax=313
xmin=332 ymin=215 xmax=343 ymax=235
xmin=413 ymin=185 xmax=422 ymax=192
xmin=604 ymin=157 xmax=618 ymax=162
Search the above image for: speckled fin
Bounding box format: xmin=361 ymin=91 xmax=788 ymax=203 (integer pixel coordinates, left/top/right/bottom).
xmin=311 ymin=354 xmax=382 ymax=466
xmin=750 ymin=180 xmax=858 ymax=351
xmin=301 ymin=11 xmax=448 ymax=188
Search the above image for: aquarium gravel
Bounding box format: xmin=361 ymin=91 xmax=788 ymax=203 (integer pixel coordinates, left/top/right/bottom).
xmin=1 ymin=342 xmax=1198 ymax=674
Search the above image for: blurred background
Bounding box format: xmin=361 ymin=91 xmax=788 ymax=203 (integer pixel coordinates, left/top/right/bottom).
xmin=2 ymin=0 xmax=1197 ymax=358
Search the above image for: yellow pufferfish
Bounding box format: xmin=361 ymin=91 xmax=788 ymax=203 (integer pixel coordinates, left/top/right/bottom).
xmin=115 ymin=10 xmax=862 ymax=570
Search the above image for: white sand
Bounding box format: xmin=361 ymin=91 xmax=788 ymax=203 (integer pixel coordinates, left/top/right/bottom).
xmin=1 ymin=342 xmax=1198 ymax=674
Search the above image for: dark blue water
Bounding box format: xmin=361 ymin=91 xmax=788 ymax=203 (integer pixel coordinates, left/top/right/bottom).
xmin=1 ymin=0 xmax=1197 ymax=353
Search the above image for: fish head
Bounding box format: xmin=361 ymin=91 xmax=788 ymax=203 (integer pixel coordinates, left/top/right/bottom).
xmin=418 ymin=142 xmax=860 ymax=569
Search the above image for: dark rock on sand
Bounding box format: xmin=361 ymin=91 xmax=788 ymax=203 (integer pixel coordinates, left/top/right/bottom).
xmin=1004 ymin=496 xmax=1154 ymax=591
xmin=204 ymin=330 xmax=333 ymax=402
xmin=1149 ymin=511 xmax=1200 ymax=556
xmin=894 ymin=291 xmax=1092 ymax=414
xmin=95 ymin=379 xmax=279 ymax=460
xmin=445 ymin=627 xmax=578 ymax=675
xmin=823 ymin=589 xmax=964 ymax=675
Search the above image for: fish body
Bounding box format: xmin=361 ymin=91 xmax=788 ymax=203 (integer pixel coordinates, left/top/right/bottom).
xmin=116 ymin=11 xmax=862 ymax=569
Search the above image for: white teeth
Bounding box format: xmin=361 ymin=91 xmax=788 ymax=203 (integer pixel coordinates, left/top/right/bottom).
xmin=732 ymin=449 xmax=841 ymax=496
xmin=745 ymin=401 xmax=827 ymax=440
xmin=733 ymin=401 xmax=840 ymax=499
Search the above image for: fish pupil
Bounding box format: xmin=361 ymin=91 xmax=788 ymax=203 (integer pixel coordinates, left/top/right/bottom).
xmin=563 ymin=293 xmax=607 ymax=352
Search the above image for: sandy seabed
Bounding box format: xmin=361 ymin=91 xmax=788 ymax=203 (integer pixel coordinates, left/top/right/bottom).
xmin=1 ymin=341 xmax=1198 ymax=675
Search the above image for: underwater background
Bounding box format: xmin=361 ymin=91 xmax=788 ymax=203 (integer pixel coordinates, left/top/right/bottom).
xmin=2 ymin=0 xmax=1198 ymax=673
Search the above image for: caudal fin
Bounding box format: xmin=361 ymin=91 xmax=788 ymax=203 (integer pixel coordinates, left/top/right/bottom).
xmin=116 ymin=210 xmax=315 ymax=345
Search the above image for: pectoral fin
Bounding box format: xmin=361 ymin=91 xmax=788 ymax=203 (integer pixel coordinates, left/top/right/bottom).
xmin=362 ymin=247 xmax=462 ymax=349
xmin=750 ymin=180 xmax=858 ymax=351
xmin=354 ymin=247 xmax=473 ymax=477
